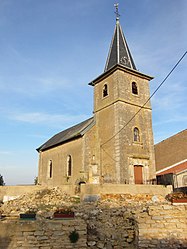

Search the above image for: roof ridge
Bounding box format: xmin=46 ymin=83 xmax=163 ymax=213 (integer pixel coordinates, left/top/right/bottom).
xmin=55 ymin=117 xmax=94 ymax=137
xmin=37 ymin=117 xmax=94 ymax=152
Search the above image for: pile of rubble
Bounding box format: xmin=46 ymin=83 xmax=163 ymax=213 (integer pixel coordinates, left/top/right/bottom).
xmin=0 ymin=187 xmax=168 ymax=217
xmin=0 ymin=188 xmax=185 ymax=249
xmin=0 ymin=187 xmax=80 ymax=216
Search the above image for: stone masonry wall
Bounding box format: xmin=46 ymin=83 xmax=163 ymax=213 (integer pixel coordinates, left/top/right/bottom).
xmin=137 ymin=204 xmax=187 ymax=248
xmin=0 ymin=219 xmax=87 ymax=249
xmin=0 ymin=203 xmax=187 ymax=249
xmin=0 ymin=189 xmax=186 ymax=248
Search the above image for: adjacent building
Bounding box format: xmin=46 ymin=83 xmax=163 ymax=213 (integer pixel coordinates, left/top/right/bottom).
xmin=155 ymin=129 xmax=187 ymax=188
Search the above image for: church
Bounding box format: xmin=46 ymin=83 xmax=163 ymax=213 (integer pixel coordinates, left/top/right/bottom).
xmin=37 ymin=8 xmax=156 ymax=189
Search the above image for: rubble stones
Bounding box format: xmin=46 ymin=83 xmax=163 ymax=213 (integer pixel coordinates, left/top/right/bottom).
xmin=0 ymin=188 xmax=187 ymax=248
xmin=0 ymin=187 xmax=79 ymax=217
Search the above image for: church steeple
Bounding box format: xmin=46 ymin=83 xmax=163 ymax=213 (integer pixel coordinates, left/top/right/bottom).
xmin=104 ymin=4 xmax=137 ymax=72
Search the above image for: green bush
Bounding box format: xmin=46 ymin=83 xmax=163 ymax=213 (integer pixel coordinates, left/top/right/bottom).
xmin=69 ymin=230 xmax=79 ymax=243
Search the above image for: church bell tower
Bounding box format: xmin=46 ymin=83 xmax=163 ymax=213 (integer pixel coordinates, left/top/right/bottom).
xmin=89 ymin=5 xmax=156 ymax=184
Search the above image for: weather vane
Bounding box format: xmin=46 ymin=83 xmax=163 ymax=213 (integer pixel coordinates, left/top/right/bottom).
xmin=114 ymin=3 xmax=120 ymax=20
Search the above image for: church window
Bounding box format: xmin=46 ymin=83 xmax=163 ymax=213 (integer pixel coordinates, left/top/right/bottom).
xmin=67 ymin=155 xmax=72 ymax=177
xmin=133 ymin=127 xmax=140 ymax=142
xmin=132 ymin=82 xmax=138 ymax=95
xmin=103 ymin=84 xmax=108 ymax=97
xmin=49 ymin=160 xmax=53 ymax=178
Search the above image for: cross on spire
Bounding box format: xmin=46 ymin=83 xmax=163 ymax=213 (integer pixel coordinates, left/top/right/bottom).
xmin=114 ymin=3 xmax=120 ymax=21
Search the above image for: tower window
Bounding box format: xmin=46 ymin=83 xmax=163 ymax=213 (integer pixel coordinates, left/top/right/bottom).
xmin=67 ymin=155 xmax=72 ymax=177
xmin=49 ymin=160 xmax=53 ymax=178
xmin=132 ymin=82 xmax=138 ymax=95
xmin=133 ymin=127 xmax=140 ymax=142
xmin=103 ymin=84 xmax=108 ymax=97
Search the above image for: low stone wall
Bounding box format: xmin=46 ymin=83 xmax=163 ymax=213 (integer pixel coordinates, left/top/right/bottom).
xmin=136 ymin=204 xmax=187 ymax=248
xmin=0 ymin=185 xmax=42 ymax=200
xmin=0 ymin=184 xmax=172 ymax=203
xmin=0 ymin=185 xmax=76 ymax=201
xmin=81 ymin=184 xmax=172 ymax=198
xmin=0 ymin=203 xmax=187 ymax=249
xmin=0 ymin=219 xmax=87 ymax=249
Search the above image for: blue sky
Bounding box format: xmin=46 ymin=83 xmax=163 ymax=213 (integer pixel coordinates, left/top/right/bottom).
xmin=0 ymin=0 xmax=186 ymax=185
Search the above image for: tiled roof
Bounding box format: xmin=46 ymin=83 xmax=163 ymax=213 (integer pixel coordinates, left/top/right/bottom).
xmin=156 ymin=160 xmax=187 ymax=175
xmin=37 ymin=117 xmax=94 ymax=152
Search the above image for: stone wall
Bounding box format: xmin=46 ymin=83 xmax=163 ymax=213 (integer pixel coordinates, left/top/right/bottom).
xmin=0 ymin=203 xmax=187 ymax=249
xmin=136 ymin=204 xmax=187 ymax=248
xmin=81 ymin=184 xmax=172 ymax=197
xmin=0 ymin=185 xmax=76 ymax=201
xmin=0 ymin=186 xmax=42 ymax=200
xmin=0 ymin=219 xmax=87 ymax=249
xmin=0 ymin=184 xmax=172 ymax=203
xmin=93 ymin=68 xmax=156 ymax=184
xmin=38 ymin=138 xmax=84 ymax=186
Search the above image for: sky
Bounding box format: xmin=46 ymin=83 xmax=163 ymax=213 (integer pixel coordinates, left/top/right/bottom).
xmin=0 ymin=0 xmax=186 ymax=185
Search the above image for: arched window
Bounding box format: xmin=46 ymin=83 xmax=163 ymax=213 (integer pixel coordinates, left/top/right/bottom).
xmin=67 ymin=155 xmax=72 ymax=177
xmin=132 ymin=82 xmax=138 ymax=95
xmin=49 ymin=160 xmax=53 ymax=178
xmin=133 ymin=127 xmax=140 ymax=142
xmin=103 ymin=84 xmax=108 ymax=97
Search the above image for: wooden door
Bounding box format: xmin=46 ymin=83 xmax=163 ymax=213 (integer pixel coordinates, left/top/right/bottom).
xmin=134 ymin=165 xmax=143 ymax=184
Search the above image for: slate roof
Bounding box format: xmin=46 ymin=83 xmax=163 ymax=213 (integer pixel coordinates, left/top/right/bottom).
xmin=37 ymin=117 xmax=94 ymax=152
xmin=104 ymin=19 xmax=136 ymax=72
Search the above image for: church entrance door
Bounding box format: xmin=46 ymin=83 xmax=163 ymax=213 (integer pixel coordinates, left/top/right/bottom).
xmin=134 ymin=165 xmax=143 ymax=184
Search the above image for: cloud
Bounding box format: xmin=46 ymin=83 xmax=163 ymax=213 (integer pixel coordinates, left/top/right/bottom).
xmin=151 ymin=80 xmax=186 ymax=111
xmin=153 ymin=115 xmax=187 ymax=127
xmin=8 ymin=111 xmax=90 ymax=128
xmin=152 ymin=94 xmax=183 ymax=111
xmin=0 ymin=74 xmax=73 ymax=99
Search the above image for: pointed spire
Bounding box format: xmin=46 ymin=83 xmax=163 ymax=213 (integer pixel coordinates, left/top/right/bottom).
xmin=104 ymin=4 xmax=137 ymax=72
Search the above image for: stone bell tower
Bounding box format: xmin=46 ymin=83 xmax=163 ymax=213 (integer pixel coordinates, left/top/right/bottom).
xmin=89 ymin=5 xmax=156 ymax=184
